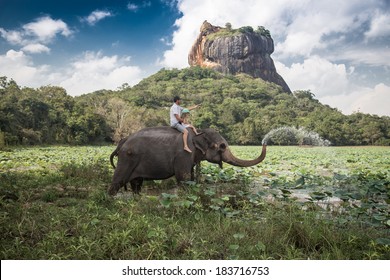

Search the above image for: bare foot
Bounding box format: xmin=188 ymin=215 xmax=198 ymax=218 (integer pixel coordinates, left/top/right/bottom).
xmin=184 ymin=146 xmax=192 ymax=153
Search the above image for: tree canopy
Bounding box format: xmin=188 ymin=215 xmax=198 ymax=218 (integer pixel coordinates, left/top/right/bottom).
xmin=1 ymin=67 xmax=389 ymax=146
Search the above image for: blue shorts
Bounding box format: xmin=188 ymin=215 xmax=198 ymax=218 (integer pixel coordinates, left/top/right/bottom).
xmin=171 ymin=123 xmax=187 ymax=133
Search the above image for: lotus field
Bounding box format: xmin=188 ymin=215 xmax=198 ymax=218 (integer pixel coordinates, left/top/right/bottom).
xmin=0 ymin=145 xmax=389 ymax=259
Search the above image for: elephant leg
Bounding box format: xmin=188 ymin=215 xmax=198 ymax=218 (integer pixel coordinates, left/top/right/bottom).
xmin=195 ymin=162 xmax=201 ymax=183
xmin=108 ymin=157 xmax=138 ymax=195
xmin=190 ymin=163 xmax=201 ymax=182
xmin=174 ymin=161 xmax=193 ymax=185
xmin=130 ymin=178 xmax=143 ymax=194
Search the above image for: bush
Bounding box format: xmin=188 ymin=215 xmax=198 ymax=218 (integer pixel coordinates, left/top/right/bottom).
xmin=238 ymin=26 xmax=254 ymax=34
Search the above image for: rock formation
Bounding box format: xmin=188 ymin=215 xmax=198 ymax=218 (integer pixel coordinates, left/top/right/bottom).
xmin=188 ymin=21 xmax=291 ymax=93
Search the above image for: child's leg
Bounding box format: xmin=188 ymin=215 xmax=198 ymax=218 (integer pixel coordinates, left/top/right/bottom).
xmin=189 ymin=125 xmax=199 ymax=135
xmin=182 ymin=129 xmax=192 ymax=153
xmin=174 ymin=123 xmax=192 ymax=152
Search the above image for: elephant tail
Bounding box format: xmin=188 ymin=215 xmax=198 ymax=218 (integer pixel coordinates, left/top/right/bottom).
xmin=110 ymin=137 xmax=128 ymax=169
xmin=110 ymin=150 xmax=117 ymax=169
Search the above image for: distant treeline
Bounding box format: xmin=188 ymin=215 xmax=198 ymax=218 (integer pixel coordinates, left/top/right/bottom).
xmin=1 ymin=67 xmax=389 ymax=146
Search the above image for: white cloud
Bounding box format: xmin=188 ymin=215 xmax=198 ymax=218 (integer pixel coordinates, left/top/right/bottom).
xmin=0 ymin=50 xmax=56 ymax=86
xmin=0 ymin=16 xmax=72 ymax=54
xmin=0 ymin=49 xmax=143 ymax=96
xmin=365 ymin=11 xmax=390 ymax=39
xmin=83 ymin=10 xmax=113 ymax=26
xmin=127 ymin=1 xmax=151 ymax=12
xmin=319 ymin=84 xmax=390 ymax=116
xmin=21 ymin=43 xmax=50 ymax=54
xmin=0 ymin=28 xmax=24 ymax=45
xmin=327 ymin=47 xmax=390 ymax=67
xmin=59 ymin=51 xmax=143 ymax=95
xmin=275 ymin=57 xmax=390 ymax=116
xmin=23 ymin=16 xmax=72 ymax=42
xmin=275 ymin=57 xmax=349 ymax=97
xmin=127 ymin=3 xmax=139 ymax=11
xmin=351 ymin=83 xmax=390 ymax=116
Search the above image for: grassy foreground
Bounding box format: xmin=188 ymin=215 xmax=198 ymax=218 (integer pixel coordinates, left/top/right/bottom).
xmin=0 ymin=145 xmax=389 ymax=259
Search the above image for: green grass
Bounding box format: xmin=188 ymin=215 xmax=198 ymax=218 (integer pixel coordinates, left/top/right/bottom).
xmin=1 ymin=145 xmax=389 ymax=259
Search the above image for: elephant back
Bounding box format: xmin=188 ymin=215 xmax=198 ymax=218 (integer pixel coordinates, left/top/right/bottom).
xmin=127 ymin=126 xmax=183 ymax=151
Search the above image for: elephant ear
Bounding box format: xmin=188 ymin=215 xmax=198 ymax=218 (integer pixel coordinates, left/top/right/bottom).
xmin=193 ymin=132 xmax=209 ymax=155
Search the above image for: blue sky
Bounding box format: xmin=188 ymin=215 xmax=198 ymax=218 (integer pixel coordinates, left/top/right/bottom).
xmin=0 ymin=0 xmax=389 ymax=116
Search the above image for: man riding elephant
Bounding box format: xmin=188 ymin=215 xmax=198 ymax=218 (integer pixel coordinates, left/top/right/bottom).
xmin=170 ymin=96 xmax=200 ymax=153
xmin=108 ymin=126 xmax=266 ymax=195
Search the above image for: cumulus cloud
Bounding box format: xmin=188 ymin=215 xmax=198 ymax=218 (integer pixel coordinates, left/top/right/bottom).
xmin=319 ymin=84 xmax=390 ymax=116
xmin=22 ymin=16 xmax=72 ymax=42
xmin=0 ymin=50 xmax=143 ymax=96
xmin=0 ymin=28 xmax=25 ymax=45
xmin=21 ymin=43 xmax=50 ymax=54
xmin=275 ymin=58 xmax=390 ymax=116
xmin=350 ymin=83 xmax=390 ymax=116
xmin=275 ymin=57 xmax=349 ymax=97
xmin=0 ymin=50 xmax=57 ymax=87
xmin=82 ymin=10 xmax=113 ymax=26
xmin=365 ymin=12 xmax=390 ymax=39
xmin=0 ymin=16 xmax=72 ymax=54
xmin=59 ymin=51 xmax=143 ymax=95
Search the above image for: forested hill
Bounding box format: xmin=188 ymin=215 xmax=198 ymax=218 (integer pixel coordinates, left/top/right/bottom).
xmin=1 ymin=67 xmax=389 ymax=146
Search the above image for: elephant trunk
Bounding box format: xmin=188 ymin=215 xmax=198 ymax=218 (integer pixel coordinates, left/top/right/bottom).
xmin=222 ymin=144 xmax=266 ymax=167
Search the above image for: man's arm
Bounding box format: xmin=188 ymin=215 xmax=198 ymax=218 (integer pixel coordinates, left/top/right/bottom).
xmin=174 ymin=114 xmax=183 ymax=123
xmin=187 ymin=104 xmax=201 ymax=110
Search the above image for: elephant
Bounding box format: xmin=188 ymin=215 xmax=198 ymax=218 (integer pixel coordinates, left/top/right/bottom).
xmin=108 ymin=126 xmax=266 ymax=195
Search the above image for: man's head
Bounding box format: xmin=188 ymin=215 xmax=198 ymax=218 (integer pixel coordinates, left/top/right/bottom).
xmin=173 ymin=96 xmax=181 ymax=104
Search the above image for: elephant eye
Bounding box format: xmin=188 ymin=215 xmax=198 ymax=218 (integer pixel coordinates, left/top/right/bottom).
xmin=219 ymin=143 xmax=226 ymax=150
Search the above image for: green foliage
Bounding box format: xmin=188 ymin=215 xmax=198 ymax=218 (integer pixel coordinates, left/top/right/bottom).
xmin=1 ymin=145 xmax=389 ymax=259
xmin=238 ymin=26 xmax=254 ymax=33
xmin=256 ymin=26 xmax=271 ymax=37
xmin=207 ymin=24 xmax=271 ymax=39
xmin=0 ymin=131 xmax=5 ymax=149
xmin=1 ymin=71 xmax=389 ymax=146
xmin=225 ymin=22 xmax=232 ymax=30
xmin=0 ymin=77 xmax=109 ymax=145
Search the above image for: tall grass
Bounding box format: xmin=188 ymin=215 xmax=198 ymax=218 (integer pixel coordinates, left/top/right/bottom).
xmin=1 ymin=146 xmax=389 ymax=259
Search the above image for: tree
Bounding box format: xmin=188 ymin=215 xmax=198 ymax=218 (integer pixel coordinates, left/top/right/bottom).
xmin=256 ymin=26 xmax=271 ymax=37
xmin=360 ymin=118 xmax=384 ymax=145
xmin=94 ymin=97 xmax=146 ymax=142
xmin=225 ymin=22 xmax=232 ymax=31
xmin=238 ymin=26 xmax=254 ymax=33
xmin=0 ymin=130 xmax=5 ymax=149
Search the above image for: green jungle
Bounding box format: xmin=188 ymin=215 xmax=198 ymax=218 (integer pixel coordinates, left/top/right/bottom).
xmin=0 ymin=67 xmax=389 ymax=259
xmin=1 ymin=66 xmax=389 ymax=146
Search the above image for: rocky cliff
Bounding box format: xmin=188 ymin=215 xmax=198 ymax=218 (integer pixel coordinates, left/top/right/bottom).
xmin=188 ymin=21 xmax=291 ymax=93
